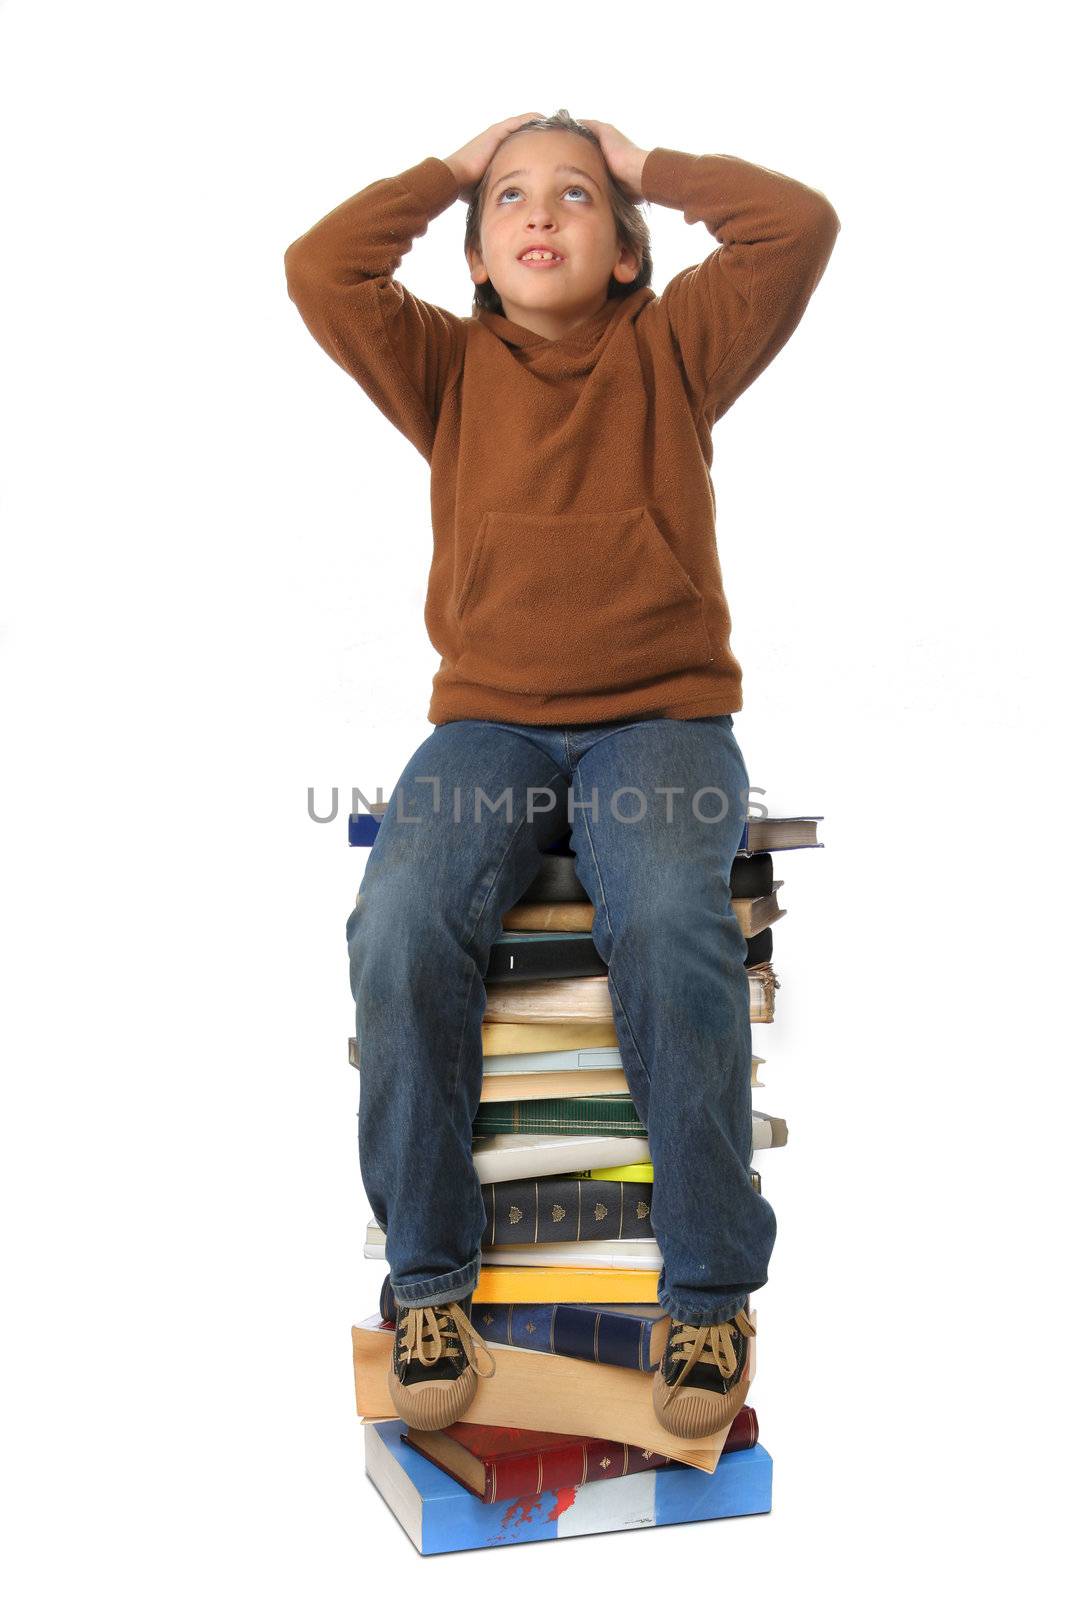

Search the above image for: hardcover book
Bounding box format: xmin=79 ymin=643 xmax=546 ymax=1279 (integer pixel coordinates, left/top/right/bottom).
xmin=485 ymin=926 xmax=774 ymax=980
xmin=363 ymin=1418 xmax=772 ymax=1553
xmin=482 ymin=1175 xmax=655 ymax=1243
xmin=403 ymin=1405 xmax=759 ymax=1504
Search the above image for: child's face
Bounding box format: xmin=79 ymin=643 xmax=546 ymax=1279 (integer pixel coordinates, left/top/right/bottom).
xmin=469 ymin=130 xmax=639 ymax=339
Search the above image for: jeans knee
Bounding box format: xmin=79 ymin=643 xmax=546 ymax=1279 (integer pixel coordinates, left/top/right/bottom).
xmin=347 ymin=870 xmax=467 ymax=1006
xmin=617 ymin=887 xmax=739 ymax=954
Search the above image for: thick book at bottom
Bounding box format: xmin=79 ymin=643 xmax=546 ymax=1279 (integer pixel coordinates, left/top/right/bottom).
xmin=364 ymin=1418 xmax=772 ymax=1554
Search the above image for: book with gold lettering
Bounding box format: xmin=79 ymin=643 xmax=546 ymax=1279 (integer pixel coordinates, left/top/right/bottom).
xmin=403 ymin=1405 xmax=759 ymax=1506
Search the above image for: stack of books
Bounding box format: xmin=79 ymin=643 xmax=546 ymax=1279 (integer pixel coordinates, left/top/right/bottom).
xmin=348 ymin=801 xmax=822 ymax=1553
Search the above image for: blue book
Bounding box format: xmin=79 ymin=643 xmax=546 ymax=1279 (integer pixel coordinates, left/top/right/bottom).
xmin=380 ymin=1276 xmax=666 ymax=1370
xmin=364 ymin=1418 xmax=772 ymax=1553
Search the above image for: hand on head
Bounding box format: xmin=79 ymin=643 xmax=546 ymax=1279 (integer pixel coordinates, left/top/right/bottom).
xmin=444 ymin=114 xmax=549 ymax=203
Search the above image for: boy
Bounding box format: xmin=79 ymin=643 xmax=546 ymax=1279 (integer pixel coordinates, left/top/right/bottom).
xmin=284 ymin=110 xmax=839 ymax=1438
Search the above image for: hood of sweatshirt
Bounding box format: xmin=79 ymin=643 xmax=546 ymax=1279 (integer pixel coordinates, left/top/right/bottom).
xmin=472 ymin=286 xmax=655 ymax=374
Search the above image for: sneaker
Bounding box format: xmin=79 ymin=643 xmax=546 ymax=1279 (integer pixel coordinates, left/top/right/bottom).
xmin=651 ymin=1302 xmax=756 ymax=1439
xmin=387 ymin=1291 xmax=498 ymax=1429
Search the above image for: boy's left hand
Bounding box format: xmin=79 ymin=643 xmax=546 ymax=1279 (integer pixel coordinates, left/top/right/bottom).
xmin=580 ymin=119 xmax=650 ymax=203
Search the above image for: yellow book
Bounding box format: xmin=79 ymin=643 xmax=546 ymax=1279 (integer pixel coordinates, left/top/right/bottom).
xmin=568 ymin=1161 xmax=765 ymax=1188
xmin=581 ymin=1160 xmax=656 ymax=1181
xmin=470 ymin=1263 xmax=660 ymax=1303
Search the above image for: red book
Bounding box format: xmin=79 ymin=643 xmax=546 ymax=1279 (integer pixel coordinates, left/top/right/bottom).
xmin=401 ymin=1407 xmax=759 ymax=1504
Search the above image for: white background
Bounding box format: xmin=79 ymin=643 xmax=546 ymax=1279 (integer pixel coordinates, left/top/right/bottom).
xmin=2 ymin=0 xmax=1063 ymax=1590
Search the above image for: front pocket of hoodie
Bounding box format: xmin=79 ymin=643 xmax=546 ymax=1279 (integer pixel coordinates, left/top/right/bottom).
xmin=453 ymin=506 xmax=714 ymax=697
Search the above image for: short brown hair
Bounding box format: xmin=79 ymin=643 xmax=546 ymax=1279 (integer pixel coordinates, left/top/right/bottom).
xmin=464 ymin=108 xmax=653 ymax=316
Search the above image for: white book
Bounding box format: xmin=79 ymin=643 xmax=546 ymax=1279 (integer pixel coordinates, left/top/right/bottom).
xmin=482 ymin=1045 xmax=623 ymax=1074
xmin=464 ymin=1114 xmax=785 ymax=1184
xmin=471 ymin=1132 xmax=654 ymax=1183
xmin=353 ymin=1116 xmax=785 ymax=1187
xmin=363 ymin=1226 xmax=664 ymax=1270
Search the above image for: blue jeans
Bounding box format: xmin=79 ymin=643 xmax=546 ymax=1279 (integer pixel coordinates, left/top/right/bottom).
xmin=345 ymin=714 xmax=777 ymax=1326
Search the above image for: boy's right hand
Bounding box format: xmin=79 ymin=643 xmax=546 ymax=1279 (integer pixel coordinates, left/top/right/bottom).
xmin=443 ymin=114 xmax=547 ymax=203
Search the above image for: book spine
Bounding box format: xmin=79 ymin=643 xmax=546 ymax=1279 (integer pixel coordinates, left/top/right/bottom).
xmin=471 ymin=1136 xmax=653 ymax=1185
xmin=483 ymin=1178 xmax=654 ymax=1245
xmin=475 ymin=1404 xmax=759 ymax=1503
xmin=568 ymin=1166 xmax=763 ymax=1192
xmin=473 ymin=1095 xmax=647 ymax=1138
xmin=479 ymin=1265 xmax=662 ymax=1302
xmin=486 ymin=937 xmax=607 ymax=983
xmin=547 ymin=1302 xmax=654 ymax=1367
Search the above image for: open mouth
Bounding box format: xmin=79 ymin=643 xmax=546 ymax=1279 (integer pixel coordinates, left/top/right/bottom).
xmin=517 ymin=248 xmax=565 ymax=267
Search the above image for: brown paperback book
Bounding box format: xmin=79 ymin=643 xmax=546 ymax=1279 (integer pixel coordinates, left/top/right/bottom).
xmin=403 ymin=1405 xmax=759 ymax=1504
xmin=502 ymin=886 xmax=786 ymax=938
xmin=483 ymin=1020 xmax=619 ymax=1056
xmin=481 ymin=967 xmax=778 ymax=1025
xmin=352 ymin=1312 xmax=756 ymax=1475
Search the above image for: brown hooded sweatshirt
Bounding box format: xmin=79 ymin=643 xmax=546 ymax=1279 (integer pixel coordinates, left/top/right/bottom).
xmin=283 ymin=147 xmax=840 ymax=725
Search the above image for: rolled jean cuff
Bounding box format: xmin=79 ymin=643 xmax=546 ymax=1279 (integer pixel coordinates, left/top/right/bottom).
xmin=389 ymin=1252 xmax=481 ymax=1308
xmin=658 ymin=1290 xmax=751 ymax=1326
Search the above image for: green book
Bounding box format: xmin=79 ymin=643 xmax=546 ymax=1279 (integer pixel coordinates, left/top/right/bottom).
xmin=472 ymin=1094 xmax=646 ymax=1138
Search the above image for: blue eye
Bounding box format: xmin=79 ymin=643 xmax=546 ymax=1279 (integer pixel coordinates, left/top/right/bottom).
xmin=498 ymin=185 xmax=590 ymax=203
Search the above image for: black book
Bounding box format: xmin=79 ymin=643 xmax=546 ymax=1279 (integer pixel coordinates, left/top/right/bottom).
xmin=486 ymin=924 xmax=772 ymax=982
xmin=519 ymin=849 xmax=776 ymax=905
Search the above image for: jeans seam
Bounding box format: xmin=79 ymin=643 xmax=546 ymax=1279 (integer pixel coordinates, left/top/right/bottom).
xmin=659 ymin=1292 xmax=749 ymax=1324
xmin=447 ymin=765 xmax=569 ymax=1248
xmin=390 ymin=1254 xmax=482 ymax=1307
xmin=441 ymin=813 xmax=546 ymax=1179
xmin=574 ymin=761 xmax=653 ymax=1092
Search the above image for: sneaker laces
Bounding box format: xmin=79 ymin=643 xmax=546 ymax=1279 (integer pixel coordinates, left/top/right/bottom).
xmin=398 ymin=1299 xmax=498 ymax=1379
xmin=661 ymin=1308 xmax=756 ymax=1409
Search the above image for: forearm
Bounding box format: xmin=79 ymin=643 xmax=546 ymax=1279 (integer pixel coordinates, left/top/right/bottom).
xmin=641 ymin=147 xmax=840 ymax=423
xmin=283 ymin=157 xmax=460 ymax=295
xmin=640 ymin=147 xmax=839 ymax=251
xmin=282 ymin=158 xmax=466 ymax=459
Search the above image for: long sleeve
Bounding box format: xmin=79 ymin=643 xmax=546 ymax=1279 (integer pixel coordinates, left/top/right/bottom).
xmin=283 ymin=156 xmax=467 ymax=462
xmin=640 ymin=147 xmax=841 ymax=425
